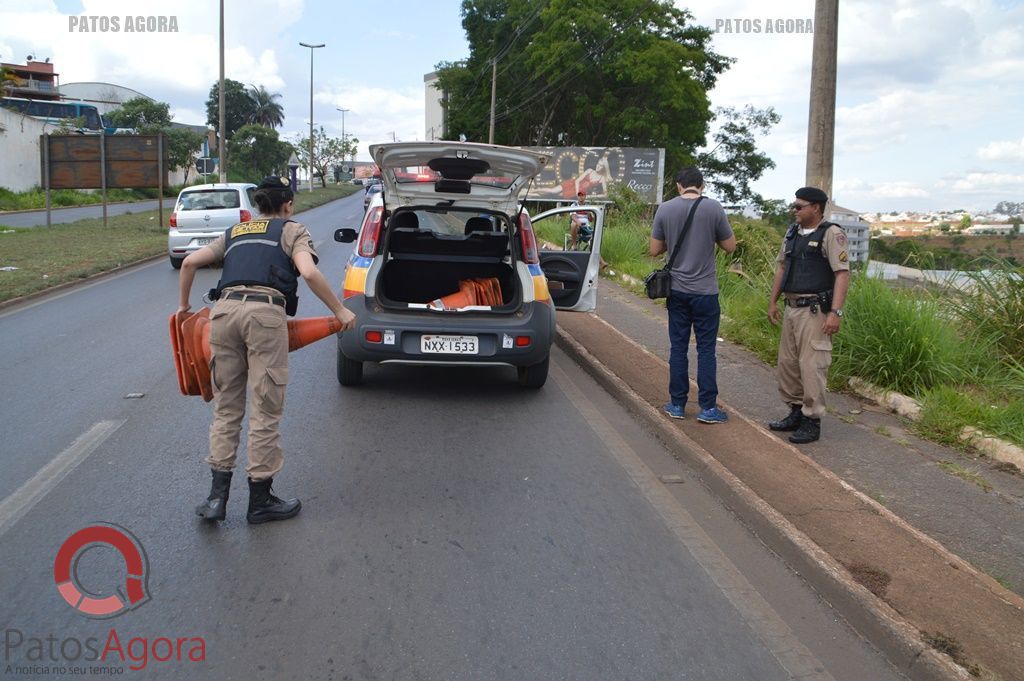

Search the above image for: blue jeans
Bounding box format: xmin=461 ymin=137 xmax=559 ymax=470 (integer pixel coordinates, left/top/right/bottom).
xmin=667 ymin=291 xmax=721 ymax=410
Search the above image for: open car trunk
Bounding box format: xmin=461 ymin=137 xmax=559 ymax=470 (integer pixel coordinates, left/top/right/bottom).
xmin=376 ymin=225 xmax=520 ymax=311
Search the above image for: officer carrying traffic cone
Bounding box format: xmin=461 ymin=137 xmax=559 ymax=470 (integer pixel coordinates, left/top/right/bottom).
xmin=177 ymin=176 xmax=355 ymax=524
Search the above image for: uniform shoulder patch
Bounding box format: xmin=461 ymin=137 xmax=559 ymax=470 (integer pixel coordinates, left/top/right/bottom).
xmin=838 ymin=250 xmax=848 ymax=262
xmin=230 ymin=220 xmax=270 ymax=238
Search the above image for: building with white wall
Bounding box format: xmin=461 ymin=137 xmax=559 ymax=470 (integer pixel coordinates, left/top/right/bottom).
xmin=830 ymin=204 xmax=870 ymax=263
xmin=424 ymin=71 xmax=445 ymax=141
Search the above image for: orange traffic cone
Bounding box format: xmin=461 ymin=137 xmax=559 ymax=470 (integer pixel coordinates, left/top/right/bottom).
xmin=430 ymin=280 xmax=478 ymax=310
xmin=288 ymin=316 xmax=343 ymax=351
xmin=169 ymin=309 xmax=343 ymax=401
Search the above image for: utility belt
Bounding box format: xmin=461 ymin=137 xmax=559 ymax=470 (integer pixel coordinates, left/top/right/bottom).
xmin=224 ymin=292 xmax=285 ymax=308
xmin=785 ymin=290 xmax=832 ymax=313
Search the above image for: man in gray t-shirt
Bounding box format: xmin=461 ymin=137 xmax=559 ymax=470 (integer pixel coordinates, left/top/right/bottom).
xmin=649 ymin=167 xmax=737 ymax=423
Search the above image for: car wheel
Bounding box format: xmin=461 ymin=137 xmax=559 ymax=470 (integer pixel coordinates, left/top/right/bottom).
xmin=337 ymin=348 xmax=363 ymax=386
xmin=169 ymin=255 xmax=183 ymax=269
xmin=517 ymin=355 xmax=549 ymax=389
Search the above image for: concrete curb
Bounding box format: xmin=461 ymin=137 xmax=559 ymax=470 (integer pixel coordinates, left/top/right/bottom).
xmin=0 ymin=253 xmax=165 ymax=313
xmin=848 ymin=377 xmax=1024 ymax=471
xmin=556 ymin=322 xmax=974 ymax=681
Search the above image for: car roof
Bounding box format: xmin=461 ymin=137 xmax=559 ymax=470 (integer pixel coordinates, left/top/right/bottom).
xmin=180 ymin=183 xmax=256 ymax=192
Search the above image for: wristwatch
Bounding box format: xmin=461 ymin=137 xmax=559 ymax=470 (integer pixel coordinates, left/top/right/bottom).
xmin=832 ymin=308 xmax=844 ymax=317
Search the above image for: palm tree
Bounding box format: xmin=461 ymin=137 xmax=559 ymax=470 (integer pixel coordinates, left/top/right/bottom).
xmin=248 ymin=84 xmax=284 ymax=128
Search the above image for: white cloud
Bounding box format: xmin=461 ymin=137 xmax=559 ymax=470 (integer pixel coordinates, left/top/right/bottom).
xmin=951 ymin=172 xmax=1024 ymax=194
xmin=977 ymin=137 xmax=1024 ymax=162
xmin=835 ymin=89 xmax=983 ymax=152
xmin=871 ymin=182 xmax=929 ymax=198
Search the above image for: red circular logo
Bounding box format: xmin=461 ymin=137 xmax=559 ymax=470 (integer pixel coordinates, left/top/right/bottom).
xmin=53 ymin=523 xmax=150 ymax=618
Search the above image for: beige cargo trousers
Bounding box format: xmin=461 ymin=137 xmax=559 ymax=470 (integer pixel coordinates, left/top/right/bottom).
xmin=776 ymin=301 xmax=833 ymax=419
xmin=206 ymin=296 xmax=289 ymax=480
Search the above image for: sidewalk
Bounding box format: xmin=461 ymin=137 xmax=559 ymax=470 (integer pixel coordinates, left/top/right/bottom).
xmin=556 ymin=279 xmax=1024 ymax=681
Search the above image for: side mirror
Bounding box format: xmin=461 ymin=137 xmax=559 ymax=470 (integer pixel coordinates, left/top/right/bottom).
xmin=334 ymin=228 xmax=358 ymax=243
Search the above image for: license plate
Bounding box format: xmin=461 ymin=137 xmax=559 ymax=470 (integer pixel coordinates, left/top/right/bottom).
xmin=193 ymin=237 xmax=214 ymax=246
xmin=421 ymin=335 xmax=478 ymax=354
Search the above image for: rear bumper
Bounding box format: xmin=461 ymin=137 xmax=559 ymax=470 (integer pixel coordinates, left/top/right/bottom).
xmin=338 ymin=295 xmax=555 ymax=367
xmin=168 ymin=228 xmax=224 ymax=258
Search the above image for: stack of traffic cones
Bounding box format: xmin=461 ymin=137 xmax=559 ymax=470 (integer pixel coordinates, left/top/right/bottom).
xmin=429 ymin=277 xmax=503 ymax=310
xmin=169 ymin=309 xmax=342 ymax=401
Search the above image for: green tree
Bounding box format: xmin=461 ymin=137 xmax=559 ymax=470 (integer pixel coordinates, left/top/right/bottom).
xmin=437 ymin=0 xmax=737 ymax=182
xmin=958 ymin=214 xmax=972 ymax=231
xmin=206 ymin=79 xmax=256 ymax=142
xmin=293 ymin=126 xmax=346 ymax=187
xmin=106 ymin=96 xmax=172 ymax=133
xmin=696 ymin=105 xmax=780 ymax=204
xmin=228 ymin=124 xmax=293 ymax=181
xmin=165 ymin=128 xmax=205 ymax=185
xmin=938 ymin=222 xmax=951 ymax=233
xmin=248 ymin=84 xmax=285 ymax=128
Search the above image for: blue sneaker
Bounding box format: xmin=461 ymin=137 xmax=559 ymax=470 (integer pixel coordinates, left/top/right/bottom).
xmin=663 ymin=403 xmax=685 ymax=419
xmin=697 ymin=407 xmax=729 ymax=424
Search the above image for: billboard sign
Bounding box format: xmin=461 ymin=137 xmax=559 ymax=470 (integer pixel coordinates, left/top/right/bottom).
xmin=522 ymin=146 xmax=664 ymax=204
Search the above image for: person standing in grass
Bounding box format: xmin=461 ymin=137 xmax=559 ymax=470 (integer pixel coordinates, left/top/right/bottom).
xmin=766 ymin=186 xmax=850 ymax=444
xmin=650 ymin=167 xmax=736 ymax=424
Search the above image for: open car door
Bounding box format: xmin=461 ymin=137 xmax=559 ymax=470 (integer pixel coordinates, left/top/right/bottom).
xmin=533 ymin=204 xmax=605 ymax=312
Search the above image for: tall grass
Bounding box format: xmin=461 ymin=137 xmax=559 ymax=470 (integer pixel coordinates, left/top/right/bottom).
xmin=946 ymin=261 xmax=1024 ymax=360
xmin=589 ymin=203 xmax=1024 ymax=447
xmin=830 ymin=273 xmax=982 ymax=395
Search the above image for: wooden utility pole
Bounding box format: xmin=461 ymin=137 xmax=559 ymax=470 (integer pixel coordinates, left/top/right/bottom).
xmin=805 ymin=0 xmax=839 ymax=198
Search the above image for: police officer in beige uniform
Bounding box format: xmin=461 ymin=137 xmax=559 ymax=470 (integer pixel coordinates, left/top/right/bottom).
xmin=766 ymin=186 xmax=850 ymax=444
xmin=178 ymin=176 xmax=355 ymax=523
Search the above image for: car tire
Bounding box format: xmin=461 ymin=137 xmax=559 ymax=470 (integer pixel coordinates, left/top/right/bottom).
xmin=517 ymin=355 xmax=549 ymax=389
xmin=337 ymin=348 xmax=363 ymax=386
xmin=170 ymin=255 xmax=183 ymax=269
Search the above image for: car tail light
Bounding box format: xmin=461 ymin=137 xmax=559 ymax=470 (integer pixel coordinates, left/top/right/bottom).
xmin=240 ymin=209 xmax=252 ymax=222
xmin=365 ymin=330 xmax=383 ymax=343
xmin=515 ymin=335 xmax=531 ymax=347
xmin=517 ymin=213 xmax=539 ymax=264
xmin=169 ymin=212 xmax=177 ymax=229
xmin=358 ymin=206 xmax=384 ymax=257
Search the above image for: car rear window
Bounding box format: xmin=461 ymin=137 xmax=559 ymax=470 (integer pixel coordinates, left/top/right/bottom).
xmin=176 ymin=190 xmax=241 ymax=211
xmin=390 ymin=166 xmax=516 ymax=189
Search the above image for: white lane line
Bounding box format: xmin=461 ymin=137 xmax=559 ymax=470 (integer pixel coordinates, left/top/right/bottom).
xmin=0 ymin=420 xmax=126 ymax=537
xmin=551 ymin=362 xmax=836 ymax=681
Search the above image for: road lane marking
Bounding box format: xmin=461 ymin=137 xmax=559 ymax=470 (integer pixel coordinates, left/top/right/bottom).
xmin=551 ymin=362 xmax=836 ymax=681
xmin=0 ymin=420 xmax=126 ymax=538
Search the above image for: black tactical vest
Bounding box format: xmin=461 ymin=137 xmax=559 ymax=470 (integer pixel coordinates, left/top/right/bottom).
xmin=781 ymin=222 xmax=837 ymax=294
xmin=215 ymin=218 xmax=300 ymax=315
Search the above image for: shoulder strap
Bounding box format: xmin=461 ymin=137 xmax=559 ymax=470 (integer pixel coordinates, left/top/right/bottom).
xmin=664 ymin=197 xmax=704 ymax=271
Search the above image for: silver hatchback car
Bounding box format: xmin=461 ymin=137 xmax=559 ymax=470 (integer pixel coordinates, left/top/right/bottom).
xmin=167 ymin=183 xmax=257 ymax=268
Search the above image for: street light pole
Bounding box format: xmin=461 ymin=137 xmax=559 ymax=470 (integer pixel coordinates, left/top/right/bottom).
xmin=336 ymin=106 xmax=349 ymax=162
xmin=299 ymin=41 xmax=324 ymax=192
xmin=218 ymin=0 xmax=226 ymax=182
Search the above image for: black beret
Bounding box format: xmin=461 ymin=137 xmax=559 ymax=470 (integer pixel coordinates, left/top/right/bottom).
xmin=258 ymin=176 xmax=291 ymax=190
xmin=795 ymin=186 xmax=828 ymax=203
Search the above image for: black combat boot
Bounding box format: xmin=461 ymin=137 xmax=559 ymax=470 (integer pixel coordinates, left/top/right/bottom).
xmin=789 ymin=415 xmax=821 ymax=444
xmin=246 ymin=478 xmax=301 ymax=524
xmin=768 ymin=404 xmax=803 ymax=432
xmin=195 ymin=469 xmax=232 ymax=521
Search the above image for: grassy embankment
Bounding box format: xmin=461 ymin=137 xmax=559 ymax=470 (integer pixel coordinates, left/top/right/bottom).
xmin=0 ymin=184 xmax=358 ymax=303
xmin=533 ymin=188 xmax=1024 ymax=450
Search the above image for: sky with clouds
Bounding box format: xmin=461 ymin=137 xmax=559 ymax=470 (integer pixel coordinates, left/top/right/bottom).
xmin=1 ymin=0 xmax=1021 ymax=212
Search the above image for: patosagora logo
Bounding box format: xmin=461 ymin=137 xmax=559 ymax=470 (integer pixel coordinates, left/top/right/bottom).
xmin=53 ymin=523 xmax=150 ymax=618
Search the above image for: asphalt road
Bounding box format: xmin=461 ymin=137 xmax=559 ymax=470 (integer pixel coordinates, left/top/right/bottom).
xmin=0 ymin=200 xmax=164 ymax=228
xmin=0 ymin=193 xmax=904 ymax=680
